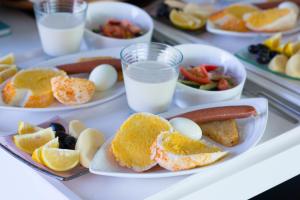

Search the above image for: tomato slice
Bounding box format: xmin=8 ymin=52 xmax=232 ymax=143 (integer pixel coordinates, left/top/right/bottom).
xmin=217 ymin=79 xmax=230 ymax=90
xmin=180 ymin=67 xmax=210 ymax=84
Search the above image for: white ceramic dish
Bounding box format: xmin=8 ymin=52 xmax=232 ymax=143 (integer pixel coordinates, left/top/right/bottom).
xmin=90 ymin=97 xmax=268 ymax=178
xmin=206 ymin=20 xmax=300 ymax=37
xmin=84 ymin=2 xmax=153 ymax=49
xmin=0 ymin=48 xmax=125 ymax=112
xmin=174 ymin=44 xmax=246 ymax=108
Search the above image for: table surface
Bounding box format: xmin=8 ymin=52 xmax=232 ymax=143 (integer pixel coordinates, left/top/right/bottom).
xmin=0 ymin=6 xmax=299 ymax=200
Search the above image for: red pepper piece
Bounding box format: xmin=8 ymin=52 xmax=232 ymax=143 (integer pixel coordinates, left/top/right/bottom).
xmin=217 ymin=78 xmax=230 ymax=90
xmin=180 ymin=67 xmax=210 ymax=84
xmin=200 ymin=64 xmax=218 ymax=72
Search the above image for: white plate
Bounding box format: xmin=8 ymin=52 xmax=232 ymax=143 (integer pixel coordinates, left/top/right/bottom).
xmin=206 ymin=20 xmax=300 ymax=37
xmin=0 ymin=48 xmax=125 ymax=112
xmin=90 ymin=97 xmax=268 ymax=178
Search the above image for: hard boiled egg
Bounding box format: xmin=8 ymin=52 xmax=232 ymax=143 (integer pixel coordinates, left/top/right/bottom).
xmin=279 ymin=2 xmax=299 ymax=15
xmin=89 ymin=64 xmax=117 ymax=91
xmin=169 ymin=117 xmax=202 ymax=140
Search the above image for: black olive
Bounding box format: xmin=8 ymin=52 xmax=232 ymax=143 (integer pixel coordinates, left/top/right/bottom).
xmin=62 ymin=136 xmax=77 ymax=150
xmin=50 ymin=122 xmax=66 ymax=132
xmin=55 ymin=130 xmax=68 ymax=139
xmin=256 ymin=44 xmax=269 ymax=51
xmin=156 ymin=3 xmax=170 ymax=18
xmin=257 ymin=56 xmax=270 ymax=64
xmin=248 ymin=45 xmax=259 ymax=54
xmin=58 ymin=137 xmax=67 ymax=149
xmin=269 ymin=51 xmax=278 ymax=59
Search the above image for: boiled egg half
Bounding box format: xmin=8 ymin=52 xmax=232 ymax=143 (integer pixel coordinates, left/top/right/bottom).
xmin=89 ymin=64 xmax=117 ymax=91
xmin=169 ymin=117 xmax=202 ymax=140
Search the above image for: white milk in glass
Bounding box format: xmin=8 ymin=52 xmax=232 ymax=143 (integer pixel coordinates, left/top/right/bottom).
xmin=124 ymin=61 xmax=178 ymax=113
xmin=37 ymin=13 xmax=84 ymax=56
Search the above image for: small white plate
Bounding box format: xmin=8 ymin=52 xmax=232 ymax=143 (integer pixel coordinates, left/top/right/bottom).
xmin=0 ymin=48 xmax=125 ymax=112
xmin=90 ymin=98 xmax=268 ymax=178
xmin=206 ymin=20 xmax=300 ymax=37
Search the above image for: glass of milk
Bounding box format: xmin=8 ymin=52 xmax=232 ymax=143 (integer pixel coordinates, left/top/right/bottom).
xmin=120 ymin=43 xmax=183 ymax=114
xmin=33 ymin=0 xmax=87 ymax=56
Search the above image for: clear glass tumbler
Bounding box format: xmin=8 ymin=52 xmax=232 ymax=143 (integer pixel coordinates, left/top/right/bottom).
xmin=34 ymin=0 xmax=87 ymax=56
xmin=120 ymin=42 xmax=183 ymax=114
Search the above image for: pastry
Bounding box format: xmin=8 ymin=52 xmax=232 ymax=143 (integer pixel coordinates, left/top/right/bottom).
xmin=151 ymin=131 xmax=227 ymax=171
xmin=51 ymin=76 xmax=96 ymax=105
xmin=2 ymin=68 xmax=66 ymax=108
xmin=209 ymin=4 xmax=259 ymax=32
xmin=111 ymin=113 xmax=172 ymax=172
xmin=244 ymin=8 xmax=297 ymax=32
xmin=199 ymin=119 xmax=239 ymax=147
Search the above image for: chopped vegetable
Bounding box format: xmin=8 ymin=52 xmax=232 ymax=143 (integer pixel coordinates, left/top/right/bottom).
xmin=179 ymin=64 xmax=236 ymax=91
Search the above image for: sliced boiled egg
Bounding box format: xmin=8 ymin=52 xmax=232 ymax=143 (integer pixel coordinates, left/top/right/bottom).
xmin=169 ymin=117 xmax=202 ymax=140
xmin=89 ymin=64 xmax=117 ymax=91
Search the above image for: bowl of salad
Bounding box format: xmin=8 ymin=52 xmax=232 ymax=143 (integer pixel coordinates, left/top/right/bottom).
xmin=84 ymin=2 xmax=153 ymax=48
xmin=175 ymin=44 xmax=246 ymax=107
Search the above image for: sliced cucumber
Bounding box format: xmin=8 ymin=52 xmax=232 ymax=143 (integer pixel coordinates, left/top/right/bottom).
xmin=199 ymin=82 xmax=217 ymax=90
xmin=179 ymin=80 xmax=201 ymax=88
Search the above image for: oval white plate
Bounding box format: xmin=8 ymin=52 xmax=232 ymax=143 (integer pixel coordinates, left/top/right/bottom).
xmin=206 ymin=20 xmax=300 ymax=37
xmin=90 ymin=97 xmax=268 ymax=178
xmin=0 ymin=48 xmax=125 ymax=112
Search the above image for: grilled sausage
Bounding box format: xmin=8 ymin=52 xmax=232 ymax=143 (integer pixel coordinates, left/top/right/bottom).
xmin=169 ymin=105 xmax=257 ymax=123
xmin=57 ymin=58 xmax=122 ymax=74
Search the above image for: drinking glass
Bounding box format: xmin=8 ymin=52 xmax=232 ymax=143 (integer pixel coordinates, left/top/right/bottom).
xmin=120 ymin=42 xmax=183 ymax=113
xmin=34 ymin=0 xmax=87 ymax=56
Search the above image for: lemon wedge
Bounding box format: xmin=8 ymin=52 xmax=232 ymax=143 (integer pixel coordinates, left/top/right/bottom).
xmin=264 ymin=33 xmax=282 ymax=50
xmin=284 ymin=41 xmax=300 ymax=57
xmin=169 ymin=9 xmax=204 ymax=30
xmin=32 ymin=138 xmax=59 ymax=164
xmin=41 ymin=148 xmax=79 ymax=171
xmin=0 ymin=53 xmax=15 ymax=65
xmin=18 ymin=121 xmax=42 ymax=134
xmin=13 ymin=128 xmax=55 ymax=154
xmin=0 ymin=65 xmax=17 ymax=84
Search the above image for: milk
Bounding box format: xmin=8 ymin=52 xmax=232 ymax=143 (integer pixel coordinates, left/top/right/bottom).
xmin=123 ymin=61 xmax=178 ymax=113
xmin=37 ymin=13 xmax=84 ymax=56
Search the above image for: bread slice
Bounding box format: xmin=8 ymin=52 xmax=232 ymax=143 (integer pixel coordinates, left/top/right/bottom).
xmin=2 ymin=68 xmax=66 ymax=108
xmin=244 ymin=8 xmax=297 ymax=32
xmin=199 ymin=119 xmax=239 ymax=147
xmin=151 ymin=131 xmax=227 ymax=171
xmin=209 ymin=4 xmax=259 ymax=32
xmin=111 ymin=113 xmax=172 ymax=172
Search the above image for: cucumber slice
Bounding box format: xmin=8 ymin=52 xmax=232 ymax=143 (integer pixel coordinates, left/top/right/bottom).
xmin=199 ymin=82 xmax=217 ymax=90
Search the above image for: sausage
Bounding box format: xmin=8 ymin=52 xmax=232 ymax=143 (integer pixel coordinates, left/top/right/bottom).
xmin=169 ymin=106 xmax=257 ymax=123
xmin=56 ymin=58 xmax=122 ymax=74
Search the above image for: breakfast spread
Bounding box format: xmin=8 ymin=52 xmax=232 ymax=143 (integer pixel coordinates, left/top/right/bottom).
xmin=209 ymin=2 xmax=299 ymax=33
xmin=109 ymin=105 xmax=257 ymax=172
xmin=246 ymin=33 xmax=300 ymax=79
xmin=12 ymin=119 xmax=104 ymax=171
xmin=0 ymin=53 xmax=18 ymax=84
xmin=92 ymin=19 xmax=143 ymax=39
xmin=179 ymin=65 xmax=236 ymax=91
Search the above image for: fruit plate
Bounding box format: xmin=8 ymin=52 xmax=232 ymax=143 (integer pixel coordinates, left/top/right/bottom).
xmin=90 ymin=97 xmax=268 ymax=178
xmin=206 ymin=20 xmax=300 ymax=37
xmin=235 ymin=48 xmax=300 ymax=81
xmin=0 ymin=48 xmax=125 ymax=112
xmin=0 ymin=117 xmax=89 ymax=181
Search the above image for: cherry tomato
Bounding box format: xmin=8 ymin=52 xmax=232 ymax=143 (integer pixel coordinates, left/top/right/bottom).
xmin=217 ymin=79 xmax=230 ymax=90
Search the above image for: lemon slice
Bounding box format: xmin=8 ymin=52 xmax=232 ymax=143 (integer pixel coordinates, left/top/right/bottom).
xmin=32 ymin=138 xmax=59 ymax=164
xmin=0 ymin=53 xmax=15 ymax=65
xmin=169 ymin=9 xmax=203 ymax=30
xmin=18 ymin=121 xmax=42 ymax=134
xmin=41 ymin=148 xmax=79 ymax=171
xmin=13 ymin=128 xmax=55 ymax=154
xmin=263 ymin=33 xmax=282 ymax=51
xmin=0 ymin=65 xmax=18 ymax=84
